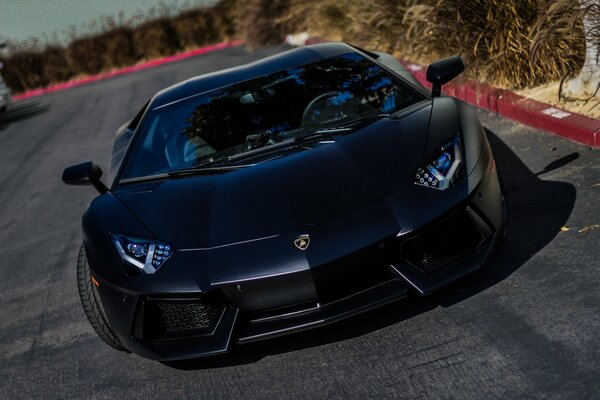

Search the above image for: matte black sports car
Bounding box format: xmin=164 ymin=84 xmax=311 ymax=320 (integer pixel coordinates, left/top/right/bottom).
xmin=63 ymin=42 xmax=506 ymax=361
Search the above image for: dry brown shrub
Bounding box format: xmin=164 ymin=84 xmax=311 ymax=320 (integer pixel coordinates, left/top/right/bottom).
xmin=3 ymin=50 xmax=49 ymax=92
xmin=531 ymin=0 xmax=592 ymax=87
xmin=67 ymin=27 xmax=137 ymax=75
xmin=132 ymin=18 xmax=182 ymax=59
xmin=401 ymin=0 xmax=548 ymax=87
xmin=171 ymin=1 xmax=236 ymax=50
xmin=235 ymin=0 xmax=298 ymax=48
xmin=39 ymin=46 xmax=73 ymax=85
xmin=3 ymin=2 xmax=238 ymax=93
xmin=174 ymin=9 xmax=219 ymax=48
xmin=99 ymin=27 xmax=137 ymax=68
xmin=239 ymin=0 xmax=588 ymax=89
xmin=67 ymin=37 xmax=108 ymax=75
xmin=1 ymin=0 xmax=592 ymax=94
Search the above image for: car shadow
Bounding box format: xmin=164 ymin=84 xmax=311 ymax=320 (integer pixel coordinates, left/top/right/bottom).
xmin=0 ymin=100 xmax=48 ymax=129
xmin=164 ymin=130 xmax=577 ymax=370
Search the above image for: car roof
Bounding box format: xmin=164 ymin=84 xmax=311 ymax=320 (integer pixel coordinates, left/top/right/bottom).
xmin=149 ymin=42 xmax=369 ymax=110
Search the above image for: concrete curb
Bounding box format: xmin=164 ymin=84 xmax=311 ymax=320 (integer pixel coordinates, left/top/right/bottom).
xmin=289 ymin=34 xmax=600 ymax=148
xmin=13 ymin=40 xmax=244 ymax=101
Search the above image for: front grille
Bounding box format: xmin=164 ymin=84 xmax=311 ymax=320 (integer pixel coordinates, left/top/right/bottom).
xmin=399 ymin=207 xmax=486 ymax=273
xmin=156 ymin=301 xmax=216 ymax=332
xmin=141 ymin=296 xmax=225 ymax=341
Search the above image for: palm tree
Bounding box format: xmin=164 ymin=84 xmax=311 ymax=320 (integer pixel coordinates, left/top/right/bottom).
xmin=564 ymin=0 xmax=600 ymax=98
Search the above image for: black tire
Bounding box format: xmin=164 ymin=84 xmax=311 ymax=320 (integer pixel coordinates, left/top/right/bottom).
xmin=77 ymin=243 xmax=127 ymax=351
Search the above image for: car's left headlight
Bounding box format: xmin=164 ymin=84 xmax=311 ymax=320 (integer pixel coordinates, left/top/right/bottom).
xmin=111 ymin=234 xmax=173 ymax=274
xmin=414 ymin=135 xmax=462 ymax=190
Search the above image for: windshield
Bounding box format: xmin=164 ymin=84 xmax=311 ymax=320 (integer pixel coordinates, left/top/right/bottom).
xmin=119 ymin=52 xmax=423 ymax=181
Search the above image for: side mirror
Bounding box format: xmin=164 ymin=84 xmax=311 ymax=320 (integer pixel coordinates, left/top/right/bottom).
xmin=62 ymin=161 xmax=109 ymax=194
xmin=426 ymin=56 xmax=465 ymax=97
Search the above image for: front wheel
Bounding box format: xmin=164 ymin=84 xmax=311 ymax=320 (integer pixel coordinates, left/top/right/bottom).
xmin=77 ymin=243 xmax=127 ymax=351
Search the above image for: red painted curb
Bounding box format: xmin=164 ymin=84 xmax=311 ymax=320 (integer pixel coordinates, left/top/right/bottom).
xmin=13 ymin=40 xmax=244 ymax=101
xmin=403 ymin=62 xmax=600 ymax=148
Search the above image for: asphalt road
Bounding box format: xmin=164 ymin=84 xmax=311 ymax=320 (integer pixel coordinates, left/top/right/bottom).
xmin=0 ymin=44 xmax=599 ymax=399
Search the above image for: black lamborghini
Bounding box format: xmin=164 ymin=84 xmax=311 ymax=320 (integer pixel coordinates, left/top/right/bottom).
xmin=63 ymin=42 xmax=507 ymax=361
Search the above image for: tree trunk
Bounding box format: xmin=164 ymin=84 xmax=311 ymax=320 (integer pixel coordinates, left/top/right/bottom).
xmin=564 ymin=0 xmax=600 ymax=98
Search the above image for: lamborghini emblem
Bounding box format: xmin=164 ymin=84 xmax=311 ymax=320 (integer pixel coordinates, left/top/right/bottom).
xmin=294 ymin=235 xmax=310 ymax=251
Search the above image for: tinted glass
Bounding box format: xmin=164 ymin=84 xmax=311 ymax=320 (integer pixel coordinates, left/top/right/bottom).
xmin=120 ymin=53 xmax=423 ymax=180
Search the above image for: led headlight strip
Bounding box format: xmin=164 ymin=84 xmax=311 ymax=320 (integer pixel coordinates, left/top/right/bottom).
xmin=111 ymin=234 xmax=173 ymax=274
xmin=414 ymin=135 xmax=462 ymax=190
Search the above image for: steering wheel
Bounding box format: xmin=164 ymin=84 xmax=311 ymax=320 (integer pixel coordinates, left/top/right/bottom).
xmin=301 ymin=91 xmax=340 ymax=126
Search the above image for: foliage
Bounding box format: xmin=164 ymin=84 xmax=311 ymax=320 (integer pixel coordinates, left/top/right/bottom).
xmin=245 ymin=0 xmax=587 ymax=89
xmin=1 ymin=1 xmax=237 ymax=93
xmin=0 ymin=0 xmax=594 ymax=93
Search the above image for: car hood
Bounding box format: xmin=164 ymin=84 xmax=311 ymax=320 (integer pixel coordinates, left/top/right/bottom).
xmin=115 ymin=105 xmax=431 ymax=249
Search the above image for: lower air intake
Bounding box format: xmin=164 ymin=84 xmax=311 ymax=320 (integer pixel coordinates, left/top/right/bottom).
xmin=399 ymin=208 xmax=486 ymax=273
xmin=142 ymin=296 xmax=225 ymax=340
xmin=156 ymin=301 xmax=216 ymax=332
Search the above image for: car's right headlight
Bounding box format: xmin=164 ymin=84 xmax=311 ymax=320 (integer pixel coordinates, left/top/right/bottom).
xmin=111 ymin=234 xmax=173 ymax=274
xmin=414 ymin=135 xmax=462 ymax=190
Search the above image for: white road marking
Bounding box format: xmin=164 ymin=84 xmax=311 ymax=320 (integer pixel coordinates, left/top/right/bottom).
xmin=541 ymin=107 xmax=571 ymax=119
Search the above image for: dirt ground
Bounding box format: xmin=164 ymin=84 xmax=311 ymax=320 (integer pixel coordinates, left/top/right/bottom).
xmin=517 ymin=81 xmax=600 ymax=119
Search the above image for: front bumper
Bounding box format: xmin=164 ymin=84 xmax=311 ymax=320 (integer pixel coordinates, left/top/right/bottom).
xmin=94 ymin=159 xmax=505 ymax=361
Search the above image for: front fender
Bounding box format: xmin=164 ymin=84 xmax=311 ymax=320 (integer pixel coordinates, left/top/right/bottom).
xmin=424 ymin=97 xmax=486 ymax=177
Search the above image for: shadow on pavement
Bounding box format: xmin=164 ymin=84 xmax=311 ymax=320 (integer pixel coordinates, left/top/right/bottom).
xmin=0 ymin=100 xmax=48 ymax=129
xmin=164 ymin=130 xmax=577 ymax=370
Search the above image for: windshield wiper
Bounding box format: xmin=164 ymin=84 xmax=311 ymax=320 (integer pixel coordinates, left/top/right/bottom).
xmin=171 ymin=113 xmax=390 ymax=171
xmin=227 ymin=114 xmax=391 ymax=163
xmin=227 ymin=138 xmax=296 ymax=161
xmin=314 ymin=113 xmax=390 ymax=133
xmin=119 ymin=164 xmax=252 ymax=184
xmin=167 ymin=164 xmax=253 ymax=177
xmin=294 ymin=113 xmax=390 ymax=143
